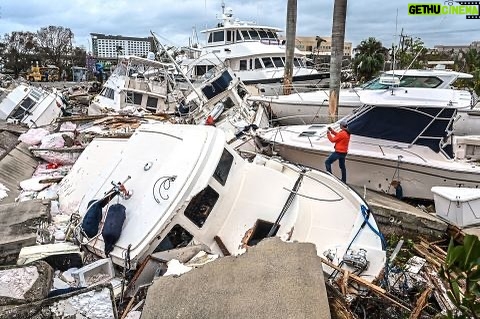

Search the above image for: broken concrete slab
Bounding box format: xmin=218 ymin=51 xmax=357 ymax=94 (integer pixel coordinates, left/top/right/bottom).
xmin=0 ymin=200 xmax=50 ymax=265
xmin=142 ymin=237 xmax=331 ymax=319
xmin=0 ymin=142 xmax=39 ymax=204
xmin=0 ymin=131 xmax=19 ymax=160
xmin=0 ymin=260 xmax=53 ymax=312
xmin=0 ymin=284 xmax=117 ymax=319
xmin=356 ymin=187 xmax=448 ymax=240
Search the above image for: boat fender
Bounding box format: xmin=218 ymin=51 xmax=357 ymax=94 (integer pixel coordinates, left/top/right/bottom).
xmin=102 ymin=203 xmax=126 ymax=257
xmin=81 ymin=200 xmax=104 ymax=238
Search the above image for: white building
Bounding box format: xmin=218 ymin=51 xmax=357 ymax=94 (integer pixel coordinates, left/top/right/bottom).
xmin=90 ymin=33 xmax=154 ymax=59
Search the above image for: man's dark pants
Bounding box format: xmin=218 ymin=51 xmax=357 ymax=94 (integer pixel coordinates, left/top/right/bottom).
xmin=325 ymin=151 xmax=347 ymax=183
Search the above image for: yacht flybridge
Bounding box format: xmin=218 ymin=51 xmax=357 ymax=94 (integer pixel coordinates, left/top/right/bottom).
xmin=58 ymin=124 xmax=386 ymax=282
xmin=180 ymin=5 xmax=329 ymax=95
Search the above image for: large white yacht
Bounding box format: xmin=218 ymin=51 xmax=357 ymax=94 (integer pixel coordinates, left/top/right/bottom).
xmin=179 ymin=5 xmax=329 ymax=95
xmin=57 ymin=124 xmax=386 ymax=282
xmin=249 ymin=68 xmax=476 ymax=125
xmin=257 ymin=88 xmax=480 ymax=200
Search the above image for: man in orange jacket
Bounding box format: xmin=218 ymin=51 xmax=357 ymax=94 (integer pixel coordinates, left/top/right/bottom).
xmin=325 ymin=120 xmax=351 ymax=183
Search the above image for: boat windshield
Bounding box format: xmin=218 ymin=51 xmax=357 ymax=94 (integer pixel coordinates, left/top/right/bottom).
xmin=360 ymin=75 xmax=443 ymax=90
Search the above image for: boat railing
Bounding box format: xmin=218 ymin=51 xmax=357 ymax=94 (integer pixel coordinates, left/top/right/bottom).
xmin=256 ymin=82 xmax=330 ymax=97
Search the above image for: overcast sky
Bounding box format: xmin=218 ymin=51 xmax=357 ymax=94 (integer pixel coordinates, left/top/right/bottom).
xmin=1 ymin=0 xmax=479 ymax=52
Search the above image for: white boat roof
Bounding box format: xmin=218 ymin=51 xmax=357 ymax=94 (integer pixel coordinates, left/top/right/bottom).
xmin=385 ymin=69 xmax=473 ymax=79
xmin=358 ymin=87 xmax=472 ymax=109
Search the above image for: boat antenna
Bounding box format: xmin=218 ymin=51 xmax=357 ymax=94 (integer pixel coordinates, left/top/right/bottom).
xmin=392 ymin=8 xmax=398 ymax=79
xmin=221 ymin=0 xmax=225 ymax=14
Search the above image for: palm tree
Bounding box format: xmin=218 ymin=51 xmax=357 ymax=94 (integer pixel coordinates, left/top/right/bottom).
xmin=116 ymin=45 xmax=123 ymax=64
xmin=352 ymin=37 xmax=387 ymax=82
xmin=283 ymin=0 xmax=297 ymax=95
xmin=329 ymin=0 xmax=347 ymax=123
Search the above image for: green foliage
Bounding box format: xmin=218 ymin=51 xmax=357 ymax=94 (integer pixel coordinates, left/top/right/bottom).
xmin=439 ymin=235 xmax=480 ymax=319
xmin=352 ymin=37 xmax=387 ymax=82
xmin=394 ymin=37 xmax=428 ymax=70
xmin=453 ymin=48 xmax=480 ymax=96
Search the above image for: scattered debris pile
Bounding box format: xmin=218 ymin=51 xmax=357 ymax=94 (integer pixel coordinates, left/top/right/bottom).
xmin=322 ymin=233 xmax=480 ymax=319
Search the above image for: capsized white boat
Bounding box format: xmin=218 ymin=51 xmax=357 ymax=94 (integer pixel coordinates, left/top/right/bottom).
xmin=89 ymin=56 xmax=178 ymax=115
xmin=0 ymin=83 xmax=64 ymax=127
xmin=58 ymin=124 xmax=386 ymax=282
xmin=256 ymin=88 xmax=480 ymax=200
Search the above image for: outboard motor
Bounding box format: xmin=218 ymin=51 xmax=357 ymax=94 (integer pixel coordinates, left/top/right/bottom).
xmin=102 ymin=203 xmax=126 ymax=257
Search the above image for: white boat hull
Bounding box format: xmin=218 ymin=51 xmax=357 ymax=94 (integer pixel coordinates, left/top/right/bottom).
xmin=271 ymin=143 xmax=480 ymax=200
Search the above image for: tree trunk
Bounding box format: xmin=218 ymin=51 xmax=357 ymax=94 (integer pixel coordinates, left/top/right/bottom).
xmin=329 ymin=0 xmax=348 ymax=122
xmin=283 ymin=0 xmax=297 ymax=95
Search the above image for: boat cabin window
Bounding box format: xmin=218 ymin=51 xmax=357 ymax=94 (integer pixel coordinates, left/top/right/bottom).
xmin=154 ymin=224 xmax=193 ymax=252
xmin=293 ymin=58 xmax=300 ymax=67
xmin=226 ymin=31 xmax=233 ymax=43
xmin=272 ymin=57 xmax=284 ymax=67
xmin=146 ymin=96 xmax=158 ymax=111
xmin=262 ymin=57 xmax=274 ymax=68
xmin=236 ymin=30 xmax=243 ymax=42
xmin=11 ymin=97 xmax=36 ymax=119
xmin=208 ymin=31 xmax=225 ymax=43
xmin=254 ymin=58 xmax=263 ymax=69
xmin=267 ymin=31 xmax=277 ymax=39
xmin=239 ymin=60 xmax=248 ymax=70
xmin=248 ymin=30 xmax=260 ymax=40
xmin=213 ymin=148 xmax=234 ymax=186
xmin=241 ymin=30 xmax=250 ymax=40
xmin=258 ymin=30 xmax=268 ymax=39
xmin=195 ymin=65 xmax=214 ymax=76
xmin=126 ymin=92 xmax=142 ymax=105
xmin=100 ymin=87 xmax=115 ymax=100
xmin=184 ymin=186 xmax=219 ymax=228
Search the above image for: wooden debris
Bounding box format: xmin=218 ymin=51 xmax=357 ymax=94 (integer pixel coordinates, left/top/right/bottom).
xmin=320 ymin=257 xmax=411 ymax=312
xmin=409 ymin=287 xmax=432 ymax=319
